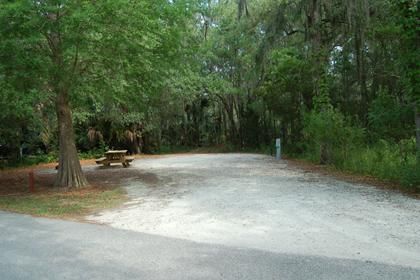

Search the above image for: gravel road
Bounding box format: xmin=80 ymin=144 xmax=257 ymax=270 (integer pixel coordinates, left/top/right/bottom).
xmin=2 ymin=211 xmax=419 ymax=280
xmin=87 ymin=153 xmax=420 ymax=269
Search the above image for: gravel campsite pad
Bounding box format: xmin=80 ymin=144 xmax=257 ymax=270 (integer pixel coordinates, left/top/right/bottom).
xmin=87 ymin=153 xmax=420 ymax=268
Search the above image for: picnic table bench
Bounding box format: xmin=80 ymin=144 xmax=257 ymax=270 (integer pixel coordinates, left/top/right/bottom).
xmin=95 ymin=150 xmax=134 ymax=167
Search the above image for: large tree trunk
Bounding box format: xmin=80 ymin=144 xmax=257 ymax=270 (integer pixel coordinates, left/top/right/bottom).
xmin=55 ymin=89 xmax=88 ymax=189
xmin=355 ymin=28 xmax=369 ymax=119
xmin=306 ymin=0 xmax=326 ymax=99
xmin=226 ymin=97 xmax=239 ymax=145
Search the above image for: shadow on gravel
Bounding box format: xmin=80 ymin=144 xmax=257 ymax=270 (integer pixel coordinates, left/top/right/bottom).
xmin=0 ymin=212 xmax=419 ymax=280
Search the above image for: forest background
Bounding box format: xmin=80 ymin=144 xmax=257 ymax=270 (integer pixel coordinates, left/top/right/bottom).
xmin=0 ymin=0 xmax=418 ymax=190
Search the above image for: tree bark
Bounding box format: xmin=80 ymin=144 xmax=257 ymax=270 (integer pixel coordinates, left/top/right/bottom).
xmin=55 ymin=89 xmax=88 ymax=189
xmin=355 ymin=28 xmax=368 ymax=118
xmin=216 ymin=94 xmax=239 ymax=145
xmin=227 ymin=97 xmax=239 ymax=145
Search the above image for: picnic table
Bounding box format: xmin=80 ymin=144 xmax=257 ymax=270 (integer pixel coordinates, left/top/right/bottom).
xmin=95 ymin=150 xmax=134 ymax=167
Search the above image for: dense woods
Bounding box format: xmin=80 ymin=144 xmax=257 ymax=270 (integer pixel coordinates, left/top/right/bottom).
xmin=0 ymin=0 xmax=419 ymax=189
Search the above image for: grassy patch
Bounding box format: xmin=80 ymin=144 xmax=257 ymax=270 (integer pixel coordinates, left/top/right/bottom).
xmin=0 ymin=187 xmax=126 ymax=219
xmin=286 ymin=156 xmax=420 ymax=198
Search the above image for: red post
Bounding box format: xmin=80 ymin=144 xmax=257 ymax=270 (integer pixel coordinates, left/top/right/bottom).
xmin=29 ymin=170 xmax=35 ymax=193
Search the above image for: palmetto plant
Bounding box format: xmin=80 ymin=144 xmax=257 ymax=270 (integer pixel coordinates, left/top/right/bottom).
xmin=87 ymin=128 xmax=104 ymax=144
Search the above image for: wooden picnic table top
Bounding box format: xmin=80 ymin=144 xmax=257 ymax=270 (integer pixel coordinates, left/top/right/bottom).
xmin=104 ymin=150 xmax=128 ymax=155
xmin=95 ymin=150 xmax=133 ymax=168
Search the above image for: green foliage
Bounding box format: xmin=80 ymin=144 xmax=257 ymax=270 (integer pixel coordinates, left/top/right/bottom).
xmin=312 ymin=72 xmax=333 ymax=113
xmin=262 ymin=48 xmax=311 ymax=113
xmin=303 ymin=107 xmax=418 ymax=189
xmin=0 ymin=153 xmax=57 ymax=169
xmin=339 ymin=139 xmax=419 ymax=189
xmin=0 ymin=0 xmax=418 ymax=190
xmin=303 ymin=109 xmax=364 ymax=164
xmin=391 ymin=0 xmax=420 ymax=100
xmin=0 ymin=81 xmax=40 ymax=156
xmin=0 ymin=0 xmax=197 ymax=159
xmin=368 ymin=90 xmax=414 ymax=141
xmin=78 ymin=148 xmax=107 ymax=160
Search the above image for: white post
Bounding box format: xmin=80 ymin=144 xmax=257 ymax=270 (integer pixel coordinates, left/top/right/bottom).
xmin=275 ymin=138 xmax=281 ymax=160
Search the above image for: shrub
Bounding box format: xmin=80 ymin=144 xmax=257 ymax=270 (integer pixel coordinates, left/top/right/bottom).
xmin=302 ymin=109 xmax=419 ymax=191
xmin=351 ymin=139 xmax=419 ymax=190
xmin=303 ymin=109 xmax=364 ymax=165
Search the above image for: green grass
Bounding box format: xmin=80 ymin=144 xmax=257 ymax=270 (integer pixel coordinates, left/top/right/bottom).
xmin=300 ymin=140 xmax=420 ymax=191
xmin=0 ymin=187 xmax=126 ymax=218
xmin=339 ymin=147 xmax=419 ymax=190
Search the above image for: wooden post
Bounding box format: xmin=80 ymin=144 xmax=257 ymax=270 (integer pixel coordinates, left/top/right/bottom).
xmin=29 ymin=170 xmax=35 ymax=193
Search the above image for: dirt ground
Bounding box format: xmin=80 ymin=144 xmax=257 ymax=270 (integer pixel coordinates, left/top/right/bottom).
xmin=1 ymin=153 xmax=420 ymax=280
xmin=2 ymin=153 xmax=420 ymax=269
xmin=85 ymin=153 xmax=420 ymax=269
xmin=0 ymin=157 xmax=158 ymax=196
xmin=1 ymin=153 xmax=416 ymax=197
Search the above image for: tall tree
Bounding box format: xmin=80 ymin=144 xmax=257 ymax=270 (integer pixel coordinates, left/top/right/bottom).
xmin=0 ymin=0 xmax=190 ymax=188
xmin=392 ymin=0 xmax=420 ymax=164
